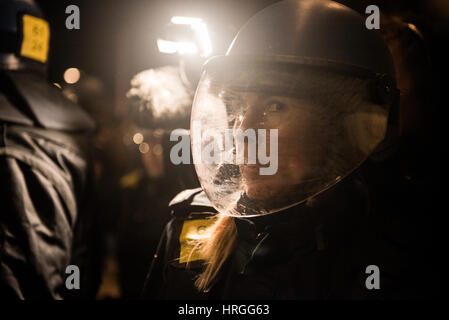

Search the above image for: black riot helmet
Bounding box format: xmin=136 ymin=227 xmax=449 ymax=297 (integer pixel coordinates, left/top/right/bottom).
xmin=190 ymin=0 xmax=399 ymax=217
xmin=0 ymin=0 xmax=50 ymax=74
xmin=0 ymin=1 xmax=94 ymax=132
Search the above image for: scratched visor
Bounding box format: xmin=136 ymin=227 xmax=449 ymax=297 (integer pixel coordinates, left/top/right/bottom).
xmin=191 ymin=57 xmax=389 ymax=217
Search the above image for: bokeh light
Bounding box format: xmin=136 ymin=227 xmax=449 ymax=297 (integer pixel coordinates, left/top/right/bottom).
xmin=139 ymin=142 xmax=150 ymax=154
xmin=63 ymin=67 xmax=81 ymax=84
xmin=133 ymin=133 xmax=144 ymax=144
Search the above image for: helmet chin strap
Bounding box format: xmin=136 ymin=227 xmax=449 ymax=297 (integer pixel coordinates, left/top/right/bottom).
xmin=369 ymin=90 xmax=400 ymax=162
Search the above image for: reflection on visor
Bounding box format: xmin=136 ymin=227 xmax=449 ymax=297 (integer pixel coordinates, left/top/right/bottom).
xmin=191 ymin=60 xmax=388 ymax=217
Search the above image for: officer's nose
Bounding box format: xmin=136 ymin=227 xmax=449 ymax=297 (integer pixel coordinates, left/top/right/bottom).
xmin=234 ymin=97 xmax=263 ymax=131
xmin=233 ymin=96 xmax=265 ymax=165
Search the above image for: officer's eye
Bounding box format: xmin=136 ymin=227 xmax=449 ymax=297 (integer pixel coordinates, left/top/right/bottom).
xmin=264 ymin=100 xmax=286 ymax=114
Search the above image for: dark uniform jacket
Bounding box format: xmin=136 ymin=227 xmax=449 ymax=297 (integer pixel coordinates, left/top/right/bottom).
xmin=143 ymin=162 xmax=436 ymax=300
xmin=0 ymin=70 xmax=99 ymax=299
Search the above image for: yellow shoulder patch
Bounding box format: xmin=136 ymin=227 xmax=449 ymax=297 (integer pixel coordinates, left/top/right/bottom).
xmin=20 ymin=14 xmax=50 ymax=63
xmin=179 ymin=217 xmax=217 ymax=264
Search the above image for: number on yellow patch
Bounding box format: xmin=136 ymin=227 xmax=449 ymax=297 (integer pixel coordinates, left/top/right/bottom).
xmin=20 ymin=14 xmax=50 ymax=63
xmin=179 ymin=217 xmax=216 ymax=264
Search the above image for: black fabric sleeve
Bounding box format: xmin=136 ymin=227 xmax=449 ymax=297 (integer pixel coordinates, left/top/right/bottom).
xmin=0 ymin=156 xmax=73 ymax=299
xmin=0 ymin=125 xmax=93 ymax=299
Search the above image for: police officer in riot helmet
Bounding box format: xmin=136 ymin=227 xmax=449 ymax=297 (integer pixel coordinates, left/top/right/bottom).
xmin=143 ymin=0 xmax=434 ymax=299
xmin=0 ymin=0 xmax=98 ymax=298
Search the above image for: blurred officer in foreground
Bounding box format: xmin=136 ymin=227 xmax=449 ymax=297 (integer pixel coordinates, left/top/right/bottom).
xmin=143 ymin=0 xmax=436 ymax=299
xmin=0 ymin=0 xmax=98 ymax=299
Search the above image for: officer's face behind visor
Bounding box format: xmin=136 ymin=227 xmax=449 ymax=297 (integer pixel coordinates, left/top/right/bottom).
xmin=191 ymin=59 xmax=389 ymax=217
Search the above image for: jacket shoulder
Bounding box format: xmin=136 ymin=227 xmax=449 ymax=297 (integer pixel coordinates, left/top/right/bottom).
xmin=169 ymin=188 xmax=217 ymax=219
xmin=0 ymin=70 xmax=94 ymax=132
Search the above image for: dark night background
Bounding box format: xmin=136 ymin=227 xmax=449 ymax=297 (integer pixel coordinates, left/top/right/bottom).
xmin=35 ymin=0 xmax=448 ymax=136
xmin=36 ymin=0 xmax=281 ymax=116
xmin=29 ymin=0 xmax=447 ymax=299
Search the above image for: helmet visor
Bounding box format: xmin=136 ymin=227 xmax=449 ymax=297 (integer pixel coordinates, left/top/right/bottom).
xmin=191 ymin=57 xmax=388 ymax=217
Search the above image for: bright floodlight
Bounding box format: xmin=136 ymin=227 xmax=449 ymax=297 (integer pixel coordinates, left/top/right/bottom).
xmin=157 ymin=39 xmax=198 ymax=55
xmin=157 ymin=16 xmax=212 ymax=57
xmin=171 ymin=16 xmax=202 ymax=25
